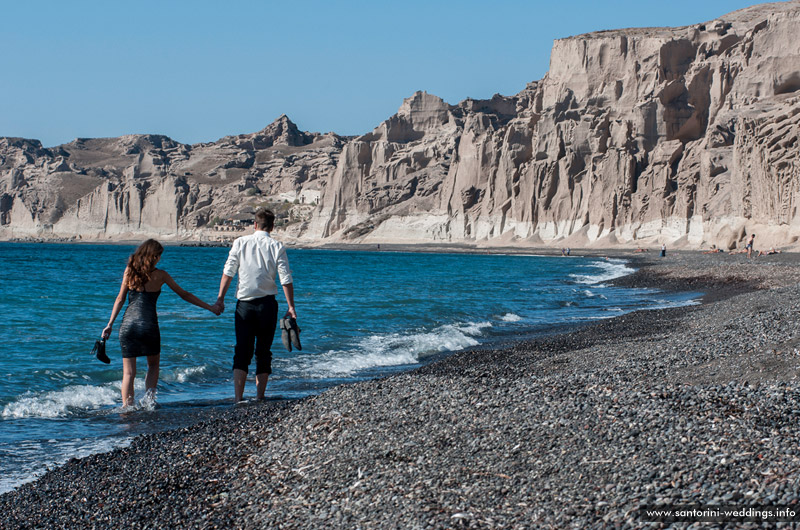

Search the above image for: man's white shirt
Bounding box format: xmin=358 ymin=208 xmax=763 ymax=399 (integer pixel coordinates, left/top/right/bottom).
xmin=223 ymin=231 xmax=293 ymax=301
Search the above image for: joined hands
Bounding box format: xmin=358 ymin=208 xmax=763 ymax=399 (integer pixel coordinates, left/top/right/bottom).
xmin=210 ymin=300 xmax=225 ymax=316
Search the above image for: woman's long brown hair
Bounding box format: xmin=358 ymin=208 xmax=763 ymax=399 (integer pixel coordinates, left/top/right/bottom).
xmin=126 ymin=239 xmax=164 ymax=291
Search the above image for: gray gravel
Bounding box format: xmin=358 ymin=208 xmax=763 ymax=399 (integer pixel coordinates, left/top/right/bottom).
xmin=2 ymin=251 xmax=800 ymax=529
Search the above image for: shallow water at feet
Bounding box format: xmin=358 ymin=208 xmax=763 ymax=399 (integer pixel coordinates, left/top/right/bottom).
xmin=0 ymin=243 xmax=699 ymax=493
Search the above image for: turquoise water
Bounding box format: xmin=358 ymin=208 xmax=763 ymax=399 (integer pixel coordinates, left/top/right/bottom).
xmin=0 ymin=243 xmax=699 ymax=493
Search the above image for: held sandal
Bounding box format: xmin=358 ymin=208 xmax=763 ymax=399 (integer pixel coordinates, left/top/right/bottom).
xmin=280 ymin=318 xmax=292 ymax=352
xmin=92 ymin=338 xmax=110 ymax=364
xmin=279 ymin=317 xmax=302 ymax=352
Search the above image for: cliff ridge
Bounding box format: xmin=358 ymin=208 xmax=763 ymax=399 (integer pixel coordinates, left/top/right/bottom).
xmin=2 ymin=1 xmax=798 ymax=250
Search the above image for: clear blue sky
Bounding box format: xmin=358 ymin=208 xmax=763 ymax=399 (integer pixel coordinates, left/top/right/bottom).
xmin=0 ymin=0 xmax=778 ymax=147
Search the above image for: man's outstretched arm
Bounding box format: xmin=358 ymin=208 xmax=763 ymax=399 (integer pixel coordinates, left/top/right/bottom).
xmin=213 ymin=274 xmax=233 ymax=314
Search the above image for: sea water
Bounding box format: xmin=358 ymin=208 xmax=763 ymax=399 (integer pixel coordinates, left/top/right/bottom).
xmin=0 ymin=243 xmax=700 ymax=493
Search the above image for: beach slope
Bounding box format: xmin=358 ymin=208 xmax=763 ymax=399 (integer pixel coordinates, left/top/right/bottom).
xmin=1 ymin=252 xmax=799 ymax=528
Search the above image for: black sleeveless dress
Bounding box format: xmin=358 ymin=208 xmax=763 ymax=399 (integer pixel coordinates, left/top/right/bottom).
xmin=119 ymin=291 xmax=161 ymax=358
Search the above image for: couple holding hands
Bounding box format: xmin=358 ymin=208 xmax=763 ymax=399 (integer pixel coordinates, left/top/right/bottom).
xmin=101 ymin=209 xmax=298 ymax=406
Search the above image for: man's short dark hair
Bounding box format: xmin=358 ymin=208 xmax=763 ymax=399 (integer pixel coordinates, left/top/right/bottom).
xmin=255 ymin=209 xmax=275 ymax=231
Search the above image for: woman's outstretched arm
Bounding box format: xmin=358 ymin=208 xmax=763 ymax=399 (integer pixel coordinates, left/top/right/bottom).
xmin=161 ymin=271 xmax=218 ymax=313
xmin=103 ymin=268 xmax=130 ymax=339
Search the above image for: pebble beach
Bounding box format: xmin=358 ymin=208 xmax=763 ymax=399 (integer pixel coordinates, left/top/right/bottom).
xmin=2 ymin=250 xmax=800 ymax=529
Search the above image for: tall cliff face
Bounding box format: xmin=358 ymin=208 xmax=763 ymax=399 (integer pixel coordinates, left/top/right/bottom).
xmin=306 ymin=1 xmax=800 ymax=249
xmin=2 ymin=1 xmax=798 ymax=248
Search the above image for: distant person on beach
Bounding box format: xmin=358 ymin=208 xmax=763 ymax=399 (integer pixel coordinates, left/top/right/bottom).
xmin=660 ymin=244 xmax=666 ymax=257
xmin=758 ymin=247 xmax=782 ymax=257
xmin=102 ymin=239 xmax=220 ymax=407
xmin=212 ymin=208 xmax=297 ymax=403
xmin=745 ymin=234 xmax=756 ymax=258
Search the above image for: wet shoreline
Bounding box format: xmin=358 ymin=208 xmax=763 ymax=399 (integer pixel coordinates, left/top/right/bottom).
xmin=2 ymin=251 xmax=799 ymax=528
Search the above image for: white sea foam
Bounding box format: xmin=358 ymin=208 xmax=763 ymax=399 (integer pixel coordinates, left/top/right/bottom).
xmin=137 ymin=388 xmax=158 ymax=410
xmin=570 ymin=259 xmax=634 ymax=284
xmin=574 ymin=289 xmax=608 ymax=301
xmin=42 ymin=370 xmax=80 ymax=382
xmin=0 ymin=378 xmax=160 ymax=419
xmin=1 ymin=384 xmax=120 ymax=419
xmin=171 ymin=366 xmax=207 ymax=383
xmin=285 ymin=321 xmax=492 ymax=378
xmin=0 ymin=436 xmax=131 ymax=495
xmin=644 ymin=298 xmax=701 ymax=310
xmin=500 ymin=313 xmax=522 ymax=322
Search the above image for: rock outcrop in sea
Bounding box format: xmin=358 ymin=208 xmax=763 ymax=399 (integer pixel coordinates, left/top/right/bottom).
xmin=1 ymin=1 xmax=799 ymax=248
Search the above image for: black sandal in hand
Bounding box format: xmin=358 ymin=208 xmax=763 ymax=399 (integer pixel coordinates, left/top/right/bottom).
xmin=92 ymin=338 xmax=110 ymax=364
xmin=279 ymin=318 xmax=302 ymax=352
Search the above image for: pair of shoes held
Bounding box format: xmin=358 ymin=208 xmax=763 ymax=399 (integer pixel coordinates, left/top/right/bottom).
xmin=93 ymin=338 xmax=110 ymax=364
xmin=280 ymin=317 xmax=302 ymax=352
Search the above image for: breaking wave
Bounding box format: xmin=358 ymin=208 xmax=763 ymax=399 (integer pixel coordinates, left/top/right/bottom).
xmin=570 ymin=259 xmax=634 ymax=284
xmin=282 ymin=321 xmax=493 ymax=378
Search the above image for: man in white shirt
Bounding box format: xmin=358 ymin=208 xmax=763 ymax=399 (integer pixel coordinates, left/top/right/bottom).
xmin=212 ymin=209 xmax=297 ymax=402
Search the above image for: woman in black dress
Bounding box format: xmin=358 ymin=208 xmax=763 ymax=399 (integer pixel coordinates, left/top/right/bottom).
xmin=102 ymin=239 xmax=219 ymax=407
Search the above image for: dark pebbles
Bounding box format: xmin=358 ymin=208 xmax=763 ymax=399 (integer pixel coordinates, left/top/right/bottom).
xmin=2 ymin=251 xmax=800 ymax=529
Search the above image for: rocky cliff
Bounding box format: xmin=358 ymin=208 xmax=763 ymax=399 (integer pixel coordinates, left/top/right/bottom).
xmin=2 ymin=1 xmax=799 ymax=249
xmin=308 ymin=1 xmax=800 ymax=250
xmin=0 ymin=116 xmax=344 ymax=240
